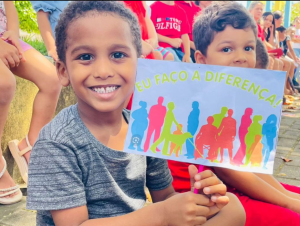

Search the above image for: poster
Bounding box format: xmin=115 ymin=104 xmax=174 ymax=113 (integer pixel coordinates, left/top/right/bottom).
xmin=123 ymin=59 xmax=286 ymax=174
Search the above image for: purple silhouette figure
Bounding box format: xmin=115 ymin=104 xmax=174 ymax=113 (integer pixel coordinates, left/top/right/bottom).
xmin=233 ymin=108 xmax=253 ymax=166
xmin=217 ymin=109 xmax=237 ymax=164
xmin=144 ymin=97 xmax=167 ymax=152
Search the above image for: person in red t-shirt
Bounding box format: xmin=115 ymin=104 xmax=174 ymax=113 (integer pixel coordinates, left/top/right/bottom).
xmin=175 ymin=1 xmax=201 ymax=63
xmin=150 ymin=1 xmax=191 ymax=63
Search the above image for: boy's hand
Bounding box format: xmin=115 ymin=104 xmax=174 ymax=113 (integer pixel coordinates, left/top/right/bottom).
xmin=142 ymin=40 xmax=154 ymax=57
xmin=1 ymin=31 xmax=25 ymax=62
xmin=162 ymin=192 xmax=210 ymax=226
xmin=169 ymin=38 xmax=182 ymax=48
xmin=0 ymin=38 xmax=21 ymax=68
xmin=189 ymin=165 xmax=229 ymax=218
xmin=48 ymin=48 xmax=59 ymax=62
xmin=182 ymin=54 xmax=191 ymax=63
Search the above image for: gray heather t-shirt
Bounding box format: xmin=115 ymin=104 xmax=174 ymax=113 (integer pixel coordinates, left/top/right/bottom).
xmin=27 ymin=104 xmax=173 ymax=226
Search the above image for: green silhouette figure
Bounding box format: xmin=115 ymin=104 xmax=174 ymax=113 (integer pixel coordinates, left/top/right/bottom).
xmin=244 ymin=115 xmax=263 ymax=166
xmin=150 ymin=102 xmax=179 ymax=155
xmin=212 ymin=107 xmax=228 ymax=162
xmin=213 ymin=107 xmax=228 ymax=129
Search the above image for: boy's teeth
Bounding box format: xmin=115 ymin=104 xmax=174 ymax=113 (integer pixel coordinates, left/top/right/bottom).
xmin=93 ymin=86 xmax=117 ymax=94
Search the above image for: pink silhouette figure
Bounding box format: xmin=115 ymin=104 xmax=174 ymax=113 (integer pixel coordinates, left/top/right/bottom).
xmin=233 ymin=108 xmax=253 ymax=166
xmin=194 ymin=116 xmax=218 ymax=160
xmin=144 ymin=97 xmax=167 ymax=152
xmin=217 ymin=109 xmax=237 ymax=164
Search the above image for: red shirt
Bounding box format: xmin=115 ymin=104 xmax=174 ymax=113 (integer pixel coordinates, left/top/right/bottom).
xmin=150 ymin=1 xmax=189 ymax=48
xmin=175 ymin=1 xmax=201 ymax=41
xmin=257 ymin=23 xmax=265 ymax=42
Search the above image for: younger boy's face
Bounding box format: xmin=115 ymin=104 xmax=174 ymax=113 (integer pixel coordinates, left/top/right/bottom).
xmin=195 ymin=25 xmax=256 ymax=68
xmin=57 ymin=13 xmax=137 ymax=114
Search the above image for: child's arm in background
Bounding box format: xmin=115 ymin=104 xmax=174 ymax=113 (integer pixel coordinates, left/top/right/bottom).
xmin=255 ymin=173 xmax=300 ymax=200
xmin=157 ymin=34 xmax=183 ymax=49
xmin=142 ymin=1 xmax=158 ymax=49
xmin=2 ymin=1 xmax=24 ymax=60
xmin=214 ymin=168 xmax=300 ymax=214
xmin=181 ymin=33 xmax=191 ymax=63
xmin=36 ymin=11 xmax=58 ymax=61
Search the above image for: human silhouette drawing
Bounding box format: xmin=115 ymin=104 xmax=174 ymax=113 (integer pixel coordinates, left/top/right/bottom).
xmin=143 ymin=97 xmax=167 ymax=152
xmin=128 ymin=101 xmax=148 ymax=152
xmin=169 ymin=124 xmax=193 ymax=157
xmin=233 ymin=108 xmax=253 ymax=166
xmin=195 ymin=116 xmax=218 ymax=160
xmin=185 ymin=101 xmax=200 ymax=159
xmin=244 ymin=115 xmax=263 ymax=166
xmin=213 ymin=107 xmax=228 ymax=129
xmin=248 ymin=135 xmax=263 ymax=167
xmin=150 ymin=102 xmax=179 ymax=155
xmin=262 ymin=114 xmax=278 ymax=169
xmin=217 ymin=109 xmax=237 ymax=164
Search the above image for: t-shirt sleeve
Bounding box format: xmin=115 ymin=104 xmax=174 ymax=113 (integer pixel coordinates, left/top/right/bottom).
xmin=146 ymin=157 xmax=173 ymax=191
xmin=30 ymin=1 xmax=56 ymax=14
xmin=26 ymin=139 xmax=86 ymax=211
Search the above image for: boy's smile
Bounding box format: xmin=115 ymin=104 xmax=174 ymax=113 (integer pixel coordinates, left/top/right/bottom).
xmin=195 ymin=26 xmax=256 ymax=68
xmin=57 ymin=12 xmax=138 ymax=115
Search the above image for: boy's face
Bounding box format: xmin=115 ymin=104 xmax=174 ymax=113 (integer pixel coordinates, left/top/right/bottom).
xmin=278 ymin=30 xmax=286 ymax=42
xmin=57 ymin=13 xmax=137 ymax=114
xmin=195 ymin=25 xmax=256 ymax=68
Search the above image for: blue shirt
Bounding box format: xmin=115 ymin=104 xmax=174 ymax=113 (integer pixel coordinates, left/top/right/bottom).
xmin=30 ymin=1 xmax=69 ymax=36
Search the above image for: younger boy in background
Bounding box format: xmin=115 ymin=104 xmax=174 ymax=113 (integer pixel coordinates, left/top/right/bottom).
xmin=150 ymin=1 xmax=191 ymax=63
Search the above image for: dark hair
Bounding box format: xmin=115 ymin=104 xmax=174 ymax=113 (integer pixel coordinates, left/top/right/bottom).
xmin=55 ymin=1 xmax=142 ymax=63
xmin=255 ymin=38 xmax=269 ymax=69
xmin=193 ymin=2 xmax=257 ymax=56
xmin=276 ymin=26 xmax=286 ymax=33
xmin=195 ymin=1 xmax=200 ymax=6
xmin=273 ymin=11 xmax=283 ymax=20
xmin=262 ymin=12 xmax=275 ymax=42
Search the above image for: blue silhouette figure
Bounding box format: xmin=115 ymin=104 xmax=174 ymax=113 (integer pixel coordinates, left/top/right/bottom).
xmin=262 ymin=114 xmax=278 ymax=169
xmin=128 ymin=101 xmax=148 ymax=152
xmin=185 ymin=101 xmax=200 ymax=159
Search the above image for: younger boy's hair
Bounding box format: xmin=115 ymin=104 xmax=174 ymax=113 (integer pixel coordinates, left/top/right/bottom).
xmin=55 ymin=1 xmax=142 ymax=63
xmin=276 ymin=26 xmax=286 ymax=33
xmin=193 ymin=2 xmax=258 ymax=56
xmin=255 ymin=38 xmax=269 ymax=69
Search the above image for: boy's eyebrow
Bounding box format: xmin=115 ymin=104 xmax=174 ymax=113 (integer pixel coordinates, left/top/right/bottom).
xmin=217 ymin=40 xmax=256 ymax=46
xmin=70 ymin=45 xmax=94 ymax=55
xmin=109 ymin=44 xmax=131 ymax=51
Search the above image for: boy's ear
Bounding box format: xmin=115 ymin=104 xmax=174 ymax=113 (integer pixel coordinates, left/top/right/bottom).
xmin=56 ymin=60 xmax=70 ymax=87
xmin=195 ymin=50 xmax=206 ymax=64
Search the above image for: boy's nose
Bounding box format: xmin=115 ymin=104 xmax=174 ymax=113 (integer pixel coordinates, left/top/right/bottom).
xmin=93 ymin=58 xmax=114 ymax=79
xmin=234 ymin=51 xmax=247 ymax=64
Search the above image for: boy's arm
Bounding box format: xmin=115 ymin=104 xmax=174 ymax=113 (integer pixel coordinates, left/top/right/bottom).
xmin=157 ymin=34 xmax=182 ymax=48
xmin=142 ymin=1 xmax=158 ymax=48
xmin=214 ymin=168 xmax=298 ymax=210
xmin=36 ymin=11 xmax=58 ymax=61
xmin=3 ymin=1 xmax=19 ymax=35
xmin=181 ymin=34 xmax=191 ymax=63
xmin=190 ymin=41 xmax=196 ymax=51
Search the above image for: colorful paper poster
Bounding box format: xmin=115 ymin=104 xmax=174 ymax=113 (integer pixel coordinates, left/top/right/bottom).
xmin=123 ymin=59 xmax=286 ymax=174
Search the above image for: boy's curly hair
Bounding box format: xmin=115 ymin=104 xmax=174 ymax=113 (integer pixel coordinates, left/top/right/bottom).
xmin=193 ymin=2 xmax=258 ymax=56
xmin=55 ymin=1 xmax=142 ymax=63
xmin=255 ymin=38 xmax=269 ymax=69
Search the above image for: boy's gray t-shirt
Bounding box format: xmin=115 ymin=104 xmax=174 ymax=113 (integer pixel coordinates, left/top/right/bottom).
xmin=27 ymin=104 xmax=173 ymax=226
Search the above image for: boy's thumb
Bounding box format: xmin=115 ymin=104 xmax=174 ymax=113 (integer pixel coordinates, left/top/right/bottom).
xmin=188 ymin=164 xmax=198 ymax=189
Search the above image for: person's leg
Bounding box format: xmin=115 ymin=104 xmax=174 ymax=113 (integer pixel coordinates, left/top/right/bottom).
xmin=268 ymin=56 xmax=274 ymax=70
xmin=203 ymin=192 xmax=246 ymax=226
xmin=152 ymin=50 xmax=163 ymax=60
xmin=10 ymin=48 xmax=61 ymax=164
xmin=165 ymin=48 xmax=181 ymax=62
xmin=0 ymin=60 xmax=20 ymax=199
xmin=164 ymin=51 xmax=174 ymax=61
xmin=273 ymin=57 xmax=279 ymax=70
xmin=190 ymin=48 xmax=195 ymax=63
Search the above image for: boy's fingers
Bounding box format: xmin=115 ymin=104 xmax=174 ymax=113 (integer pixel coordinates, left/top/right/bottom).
xmin=194 ymin=205 xmax=210 ymax=217
xmin=212 ymin=195 xmax=229 ymax=206
xmin=194 ymin=170 xmax=215 ymax=181
xmin=194 ymin=175 xmax=220 ymax=190
xmin=189 ymin=164 xmax=198 ymax=189
xmin=203 ymin=184 xmax=227 ymax=196
xmin=193 ymin=193 xmax=211 ymax=206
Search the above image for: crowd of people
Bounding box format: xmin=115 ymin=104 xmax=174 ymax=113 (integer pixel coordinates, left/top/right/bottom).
xmin=0 ymin=1 xmax=300 ymax=226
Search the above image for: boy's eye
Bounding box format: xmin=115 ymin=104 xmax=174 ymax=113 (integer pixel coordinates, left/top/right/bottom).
xmin=111 ymin=52 xmax=126 ymax=59
xmin=222 ymin=47 xmax=232 ymax=53
xmin=78 ymin=54 xmax=93 ymax=61
xmin=245 ymin=46 xmax=254 ymax=51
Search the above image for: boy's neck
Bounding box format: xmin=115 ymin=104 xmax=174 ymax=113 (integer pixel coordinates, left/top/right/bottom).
xmin=161 ymin=1 xmax=175 ymax=6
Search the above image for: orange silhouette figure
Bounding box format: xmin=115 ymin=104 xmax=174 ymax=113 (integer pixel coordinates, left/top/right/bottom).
xmin=249 ymin=135 xmax=263 ymax=167
xmin=169 ymin=124 xmax=183 ymax=157
xmin=195 ymin=116 xmax=218 ymax=160
xmin=217 ymin=109 xmax=236 ymax=164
